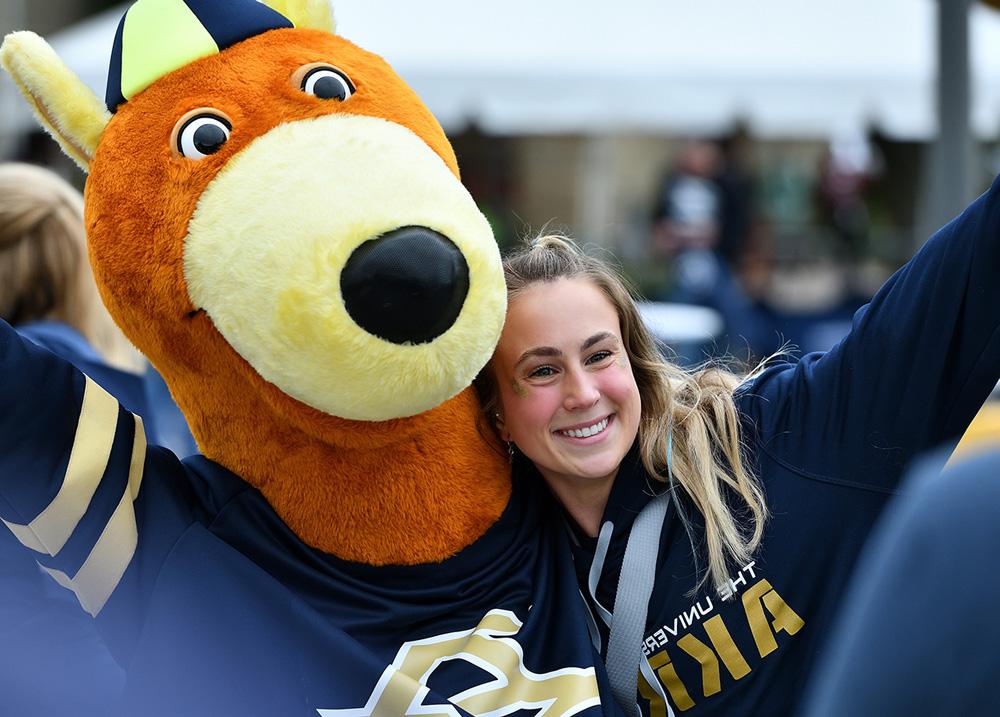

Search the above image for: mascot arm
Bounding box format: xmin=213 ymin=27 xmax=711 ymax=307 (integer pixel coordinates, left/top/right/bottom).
xmin=0 ymin=318 xmax=198 ymax=628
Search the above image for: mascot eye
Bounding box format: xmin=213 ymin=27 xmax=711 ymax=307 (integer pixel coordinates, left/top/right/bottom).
xmin=299 ymin=66 xmax=355 ymax=101
xmin=175 ymin=113 xmax=232 ymax=160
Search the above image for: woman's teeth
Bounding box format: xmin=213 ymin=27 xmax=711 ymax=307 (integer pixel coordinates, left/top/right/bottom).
xmin=559 ymin=417 xmax=610 ymax=438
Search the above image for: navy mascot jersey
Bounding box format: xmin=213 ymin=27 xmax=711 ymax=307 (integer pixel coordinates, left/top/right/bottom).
xmin=0 ymin=323 xmax=617 ymax=717
xmin=567 ymin=173 xmax=1000 ymax=716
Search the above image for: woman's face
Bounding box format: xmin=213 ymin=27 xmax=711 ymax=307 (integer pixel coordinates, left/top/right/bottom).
xmin=491 ymin=277 xmax=641 ymax=492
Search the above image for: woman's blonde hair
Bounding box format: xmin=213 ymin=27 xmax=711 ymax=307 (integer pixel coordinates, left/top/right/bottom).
xmin=477 ymin=234 xmax=768 ymax=593
xmin=0 ymin=163 xmax=140 ymax=371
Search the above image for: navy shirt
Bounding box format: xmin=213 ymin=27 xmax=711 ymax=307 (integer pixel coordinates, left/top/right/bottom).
xmin=567 ymin=175 xmax=1000 ymax=716
xmin=800 ymin=448 xmax=1000 ymax=717
xmin=0 ymin=322 xmax=618 ymax=717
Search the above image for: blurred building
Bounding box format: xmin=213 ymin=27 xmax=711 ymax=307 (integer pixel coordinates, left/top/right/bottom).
xmin=4 ymin=0 xmax=1000 ymax=317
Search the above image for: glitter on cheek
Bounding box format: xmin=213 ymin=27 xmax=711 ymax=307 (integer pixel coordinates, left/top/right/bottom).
xmin=617 ymin=354 xmax=628 ymax=369
xmin=511 ymin=378 xmax=530 ymax=398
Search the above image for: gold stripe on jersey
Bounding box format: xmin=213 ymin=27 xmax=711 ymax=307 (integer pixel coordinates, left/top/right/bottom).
xmin=3 ymin=376 xmax=118 ymax=555
xmin=41 ymin=415 xmax=147 ymax=617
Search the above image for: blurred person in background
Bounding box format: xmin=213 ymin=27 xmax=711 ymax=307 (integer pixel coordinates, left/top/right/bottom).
xmin=710 ymin=130 xmax=756 ymax=272
xmin=800 ymin=444 xmax=1000 ymax=717
xmin=815 ymin=130 xmax=882 ymax=266
xmin=650 ymin=139 xmax=760 ymax=362
xmin=651 ymin=139 xmax=725 ymax=259
xmin=0 ymin=162 xmax=194 ymax=715
xmin=1 ymin=163 xmax=145 ymax=382
xmin=0 ymin=163 xmax=195 ymax=453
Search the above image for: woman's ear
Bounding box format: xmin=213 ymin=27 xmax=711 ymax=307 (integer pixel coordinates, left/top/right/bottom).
xmin=494 ymin=411 xmax=511 ymax=442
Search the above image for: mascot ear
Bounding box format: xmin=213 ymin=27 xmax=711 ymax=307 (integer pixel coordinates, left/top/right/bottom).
xmin=264 ymin=0 xmax=337 ymax=33
xmin=1 ymin=32 xmax=110 ymax=173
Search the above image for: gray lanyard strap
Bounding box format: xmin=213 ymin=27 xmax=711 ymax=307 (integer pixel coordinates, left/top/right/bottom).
xmin=589 ymin=521 xmax=615 ymax=629
xmin=605 ymin=489 xmax=670 ymax=717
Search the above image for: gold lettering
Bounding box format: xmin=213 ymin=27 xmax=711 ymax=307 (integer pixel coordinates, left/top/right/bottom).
xmin=742 ymin=579 xmax=806 ymax=658
xmin=456 ymin=626 xmax=597 ymax=716
xmin=328 ymin=610 xmax=601 ymax=717
xmin=639 ymin=668 xmax=668 ymax=717
xmin=702 ymin=615 xmax=751 ymax=681
xmin=647 ymin=649 xmax=695 ymax=712
xmin=676 ymin=634 xmax=721 ymax=697
xmin=371 ymin=667 xmax=451 ymax=717
xmin=761 ymin=587 xmax=806 ymax=638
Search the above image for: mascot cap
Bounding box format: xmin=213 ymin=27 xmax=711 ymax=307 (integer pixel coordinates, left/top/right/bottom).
xmin=105 ymin=0 xmax=294 ymax=112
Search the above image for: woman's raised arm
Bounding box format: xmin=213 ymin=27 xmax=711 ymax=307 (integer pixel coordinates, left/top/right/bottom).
xmin=742 ymin=175 xmax=1000 ymax=491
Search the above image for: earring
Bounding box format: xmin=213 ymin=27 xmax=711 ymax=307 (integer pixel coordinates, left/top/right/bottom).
xmin=493 ymin=412 xmax=514 ymax=461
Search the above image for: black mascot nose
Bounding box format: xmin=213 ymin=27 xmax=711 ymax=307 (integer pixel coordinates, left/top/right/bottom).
xmin=341 ymin=226 xmax=470 ymax=345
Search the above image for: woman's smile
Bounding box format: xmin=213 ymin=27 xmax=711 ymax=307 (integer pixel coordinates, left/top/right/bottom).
xmin=554 ymin=414 xmax=614 ymax=441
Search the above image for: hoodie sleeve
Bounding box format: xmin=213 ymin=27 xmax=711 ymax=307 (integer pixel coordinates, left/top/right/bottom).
xmin=0 ymin=319 xmax=199 ymax=647
xmin=740 ymin=175 xmax=1000 ymax=492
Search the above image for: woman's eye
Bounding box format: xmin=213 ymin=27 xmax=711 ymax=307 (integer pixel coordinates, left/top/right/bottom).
xmin=527 ymin=366 xmax=556 ymax=379
xmin=587 ymin=350 xmax=613 ymax=365
xmin=176 ymin=113 xmax=232 ymax=160
xmin=300 ymin=66 xmax=355 ymax=100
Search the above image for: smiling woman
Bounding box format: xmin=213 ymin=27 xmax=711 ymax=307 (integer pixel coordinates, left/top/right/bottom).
xmin=476 ymin=234 xmax=766 ymax=581
xmin=489 ymin=278 xmax=643 ymax=535
xmin=475 ymin=211 xmax=1000 ymax=716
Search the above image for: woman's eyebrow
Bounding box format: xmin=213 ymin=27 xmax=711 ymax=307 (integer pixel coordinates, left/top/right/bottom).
xmin=514 ymin=346 xmax=561 ymax=370
xmin=581 ymin=332 xmax=616 ymax=351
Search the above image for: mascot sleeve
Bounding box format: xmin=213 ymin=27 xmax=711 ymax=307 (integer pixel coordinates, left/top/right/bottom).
xmin=0 ymin=318 xmax=205 ymax=652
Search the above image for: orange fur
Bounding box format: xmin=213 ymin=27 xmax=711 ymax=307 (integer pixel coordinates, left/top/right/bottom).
xmin=85 ymin=28 xmax=510 ymax=565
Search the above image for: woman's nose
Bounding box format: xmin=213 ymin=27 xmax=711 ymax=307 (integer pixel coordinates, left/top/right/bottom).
xmin=563 ymin=370 xmax=600 ymax=410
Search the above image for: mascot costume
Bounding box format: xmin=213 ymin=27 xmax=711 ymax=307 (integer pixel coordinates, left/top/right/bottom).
xmin=0 ymin=1 xmax=615 ymax=714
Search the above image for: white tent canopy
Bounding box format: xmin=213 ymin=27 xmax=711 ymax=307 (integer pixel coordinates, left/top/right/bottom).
xmin=8 ymin=0 xmax=1000 ymax=140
